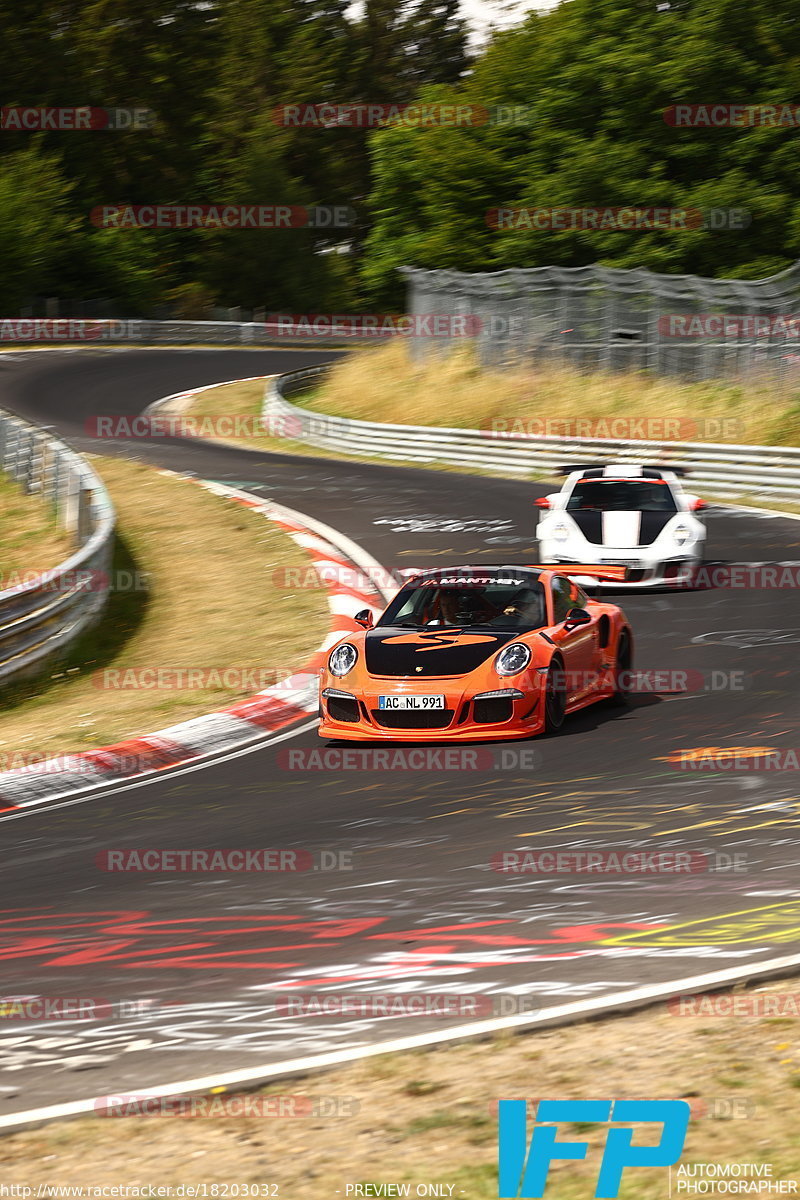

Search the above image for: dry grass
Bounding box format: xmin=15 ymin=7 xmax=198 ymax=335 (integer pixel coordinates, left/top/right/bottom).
xmin=0 ymin=471 xmax=71 ymax=584
xmin=171 ymin=378 xmax=533 ymax=478
xmin=0 ymin=456 xmax=328 ymax=761
xmin=302 ymin=341 xmax=800 ymax=447
xmin=2 ymin=975 xmax=798 ymax=1197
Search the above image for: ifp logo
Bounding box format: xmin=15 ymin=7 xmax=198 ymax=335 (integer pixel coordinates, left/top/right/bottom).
xmin=498 ymin=1099 xmax=690 ymax=1198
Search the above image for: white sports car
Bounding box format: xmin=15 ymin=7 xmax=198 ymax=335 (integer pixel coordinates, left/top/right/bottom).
xmin=535 ymin=463 xmax=707 ymax=587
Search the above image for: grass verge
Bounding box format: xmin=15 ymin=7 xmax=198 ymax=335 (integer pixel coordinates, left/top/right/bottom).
xmin=174 ymin=376 xmax=800 ymax=514
xmin=297 ymin=341 xmax=800 ymax=446
xmin=0 ymin=471 xmax=71 ymax=584
xmin=2 ymin=975 xmax=798 ymax=1194
xmin=0 ymin=456 xmax=328 ymax=762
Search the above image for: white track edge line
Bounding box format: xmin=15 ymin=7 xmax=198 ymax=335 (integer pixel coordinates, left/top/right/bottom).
xmin=0 ymin=720 xmax=319 ymax=822
xmin=2 ymin=952 xmax=800 ymax=1134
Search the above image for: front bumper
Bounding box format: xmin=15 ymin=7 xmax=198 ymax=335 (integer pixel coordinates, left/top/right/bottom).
xmin=318 ymin=684 xmax=544 ymax=742
xmin=539 ymin=546 xmax=702 ymax=588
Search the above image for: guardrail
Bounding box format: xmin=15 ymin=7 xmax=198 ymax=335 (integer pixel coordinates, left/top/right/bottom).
xmin=264 ymin=365 xmax=800 ymax=500
xmin=0 ymin=320 xmax=397 ymax=347
xmin=0 ymin=410 xmax=115 ymax=685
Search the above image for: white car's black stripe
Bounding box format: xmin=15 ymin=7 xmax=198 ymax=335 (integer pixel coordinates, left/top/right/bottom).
xmin=638 ymin=511 xmax=674 ymax=545
xmin=568 ymin=511 xmax=604 ymax=543
xmin=569 ymin=509 xmax=674 ymax=547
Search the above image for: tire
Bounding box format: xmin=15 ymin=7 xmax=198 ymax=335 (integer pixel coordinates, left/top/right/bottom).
xmin=543 ymin=656 xmax=567 ymax=733
xmin=609 ymin=628 xmax=632 ymax=705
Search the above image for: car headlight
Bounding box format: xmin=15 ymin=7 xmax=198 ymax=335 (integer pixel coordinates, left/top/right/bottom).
xmin=328 ymin=643 xmax=358 ymax=677
xmin=551 ymin=523 xmax=570 ymax=543
xmin=495 ymin=642 xmax=532 ymax=676
xmin=672 ymin=523 xmax=694 ymax=548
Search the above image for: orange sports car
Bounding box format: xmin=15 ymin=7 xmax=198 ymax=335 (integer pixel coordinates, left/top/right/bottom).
xmin=318 ymin=565 xmax=633 ymax=742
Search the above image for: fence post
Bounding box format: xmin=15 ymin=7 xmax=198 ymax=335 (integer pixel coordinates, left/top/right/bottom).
xmin=62 ymin=465 xmax=80 ymax=536
xmin=77 ymin=484 xmax=93 ymax=545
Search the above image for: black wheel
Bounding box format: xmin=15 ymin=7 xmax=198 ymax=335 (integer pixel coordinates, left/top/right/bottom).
xmin=609 ymin=628 xmax=632 ymax=705
xmin=543 ymin=656 xmax=567 ymax=732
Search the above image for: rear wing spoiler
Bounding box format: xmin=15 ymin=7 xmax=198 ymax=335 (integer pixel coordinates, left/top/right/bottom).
xmin=556 ymin=463 xmax=608 ymax=476
xmin=536 ymin=564 xmax=630 ymax=583
xmin=556 ymin=463 xmax=689 ymax=478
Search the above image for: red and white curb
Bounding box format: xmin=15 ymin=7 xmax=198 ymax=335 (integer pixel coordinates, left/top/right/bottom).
xmin=0 ymin=484 xmax=394 ymax=813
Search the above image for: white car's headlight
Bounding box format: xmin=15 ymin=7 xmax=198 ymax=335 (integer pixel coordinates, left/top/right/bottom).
xmin=672 ymin=523 xmax=695 ymax=547
xmin=495 ymin=642 xmax=532 ymax=676
xmin=328 ymin=643 xmax=358 ymax=677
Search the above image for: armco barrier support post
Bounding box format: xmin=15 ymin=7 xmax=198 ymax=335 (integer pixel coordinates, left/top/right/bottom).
xmin=62 ymin=467 xmax=80 ymax=535
xmin=3 ymin=421 xmax=19 ymax=479
xmin=77 ymin=485 xmax=93 ymax=546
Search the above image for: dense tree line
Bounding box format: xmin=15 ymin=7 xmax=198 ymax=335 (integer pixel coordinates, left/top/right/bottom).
xmin=0 ymin=0 xmax=797 ymax=315
xmin=0 ymin=0 xmax=469 ymax=314
xmin=365 ymin=0 xmax=800 ymax=303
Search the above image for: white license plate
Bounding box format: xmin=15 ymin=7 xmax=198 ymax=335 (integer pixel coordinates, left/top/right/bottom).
xmin=378 ymin=695 xmax=445 ymax=710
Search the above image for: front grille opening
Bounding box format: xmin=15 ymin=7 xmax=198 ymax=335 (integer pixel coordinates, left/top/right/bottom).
xmin=457 ymin=701 xmax=471 ymax=725
xmin=473 ymin=696 xmax=514 ymax=724
xmin=663 ymin=562 xmax=687 ymax=580
xmin=372 ymin=709 xmax=454 ymax=730
xmin=328 ymin=695 xmax=360 ymax=723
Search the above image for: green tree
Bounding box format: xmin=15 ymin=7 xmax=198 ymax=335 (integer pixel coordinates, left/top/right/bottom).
xmin=0 ymin=143 xmax=78 ymax=313
xmin=362 ymin=0 xmax=800 ymax=297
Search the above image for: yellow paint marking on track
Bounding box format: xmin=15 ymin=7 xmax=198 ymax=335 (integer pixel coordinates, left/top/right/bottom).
xmin=599 ymin=901 xmax=800 ymax=947
xmin=657 ymin=746 xmax=778 ymax=763
xmin=655 ymin=817 xmax=795 ymax=837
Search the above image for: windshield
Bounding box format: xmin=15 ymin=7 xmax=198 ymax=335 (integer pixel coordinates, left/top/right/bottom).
xmin=377 ymin=578 xmax=547 ymax=631
xmin=566 ymin=481 xmax=677 ymax=513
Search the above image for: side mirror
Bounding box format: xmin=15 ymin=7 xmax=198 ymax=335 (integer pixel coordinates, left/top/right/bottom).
xmin=534 ymin=496 xmax=551 ymax=509
xmin=354 ymin=608 xmax=374 ymax=630
xmin=690 ymin=498 xmax=707 ymax=511
xmin=564 ymin=607 xmax=591 ymax=628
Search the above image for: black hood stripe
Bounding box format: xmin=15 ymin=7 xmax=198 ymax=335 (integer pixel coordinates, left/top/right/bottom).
xmin=568 ymin=511 xmax=603 ymax=544
xmin=638 ymin=511 xmax=673 ymax=545
xmin=364 ymin=630 xmax=516 ymax=677
xmin=569 ymin=510 xmax=672 ymax=546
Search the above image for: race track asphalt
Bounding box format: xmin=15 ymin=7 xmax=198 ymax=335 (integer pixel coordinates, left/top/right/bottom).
xmin=0 ymin=348 xmax=798 ymax=1115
